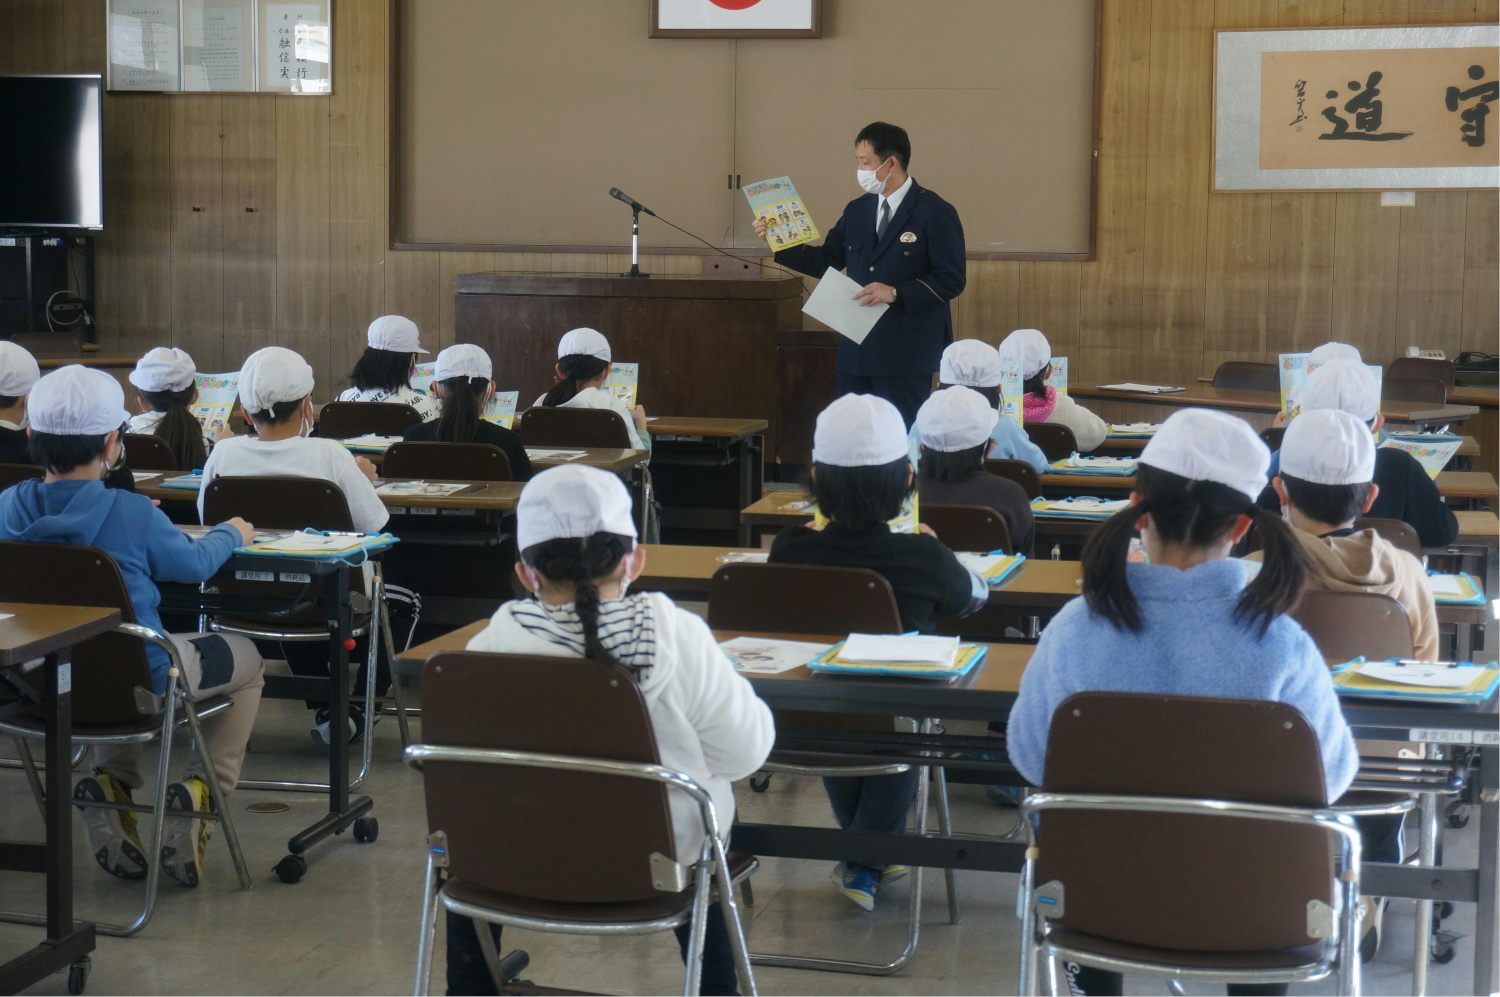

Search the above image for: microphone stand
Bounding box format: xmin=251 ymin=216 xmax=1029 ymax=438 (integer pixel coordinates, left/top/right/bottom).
xmin=622 ymin=204 xmax=649 ymax=278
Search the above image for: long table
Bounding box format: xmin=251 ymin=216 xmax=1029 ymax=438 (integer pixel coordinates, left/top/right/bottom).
xmin=136 ymin=474 xmax=524 ymax=514
xmin=1069 ymin=384 xmax=1478 ymax=432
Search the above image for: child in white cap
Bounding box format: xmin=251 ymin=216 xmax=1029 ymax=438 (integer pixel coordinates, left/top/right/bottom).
xmin=127 ymin=346 xmax=223 ymax=472
xmin=401 ymin=343 xmax=532 ymax=480
xmin=335 ymin=315 xmax=440 ymax=422
xmin=915 ymin=385 xmax=1035 ymax=555
xmin=997 ymin=327 xmax=1107 ymax=451
xmin=0 ymin=340 xmax=41 ymax=465
xmin=0 ymin=365 xmax=263 ymax=888
xmin=458 ymin=464 xmax=772 ymax=995
xmin=904 ymin=339 xmax=1048 ymax=473
xmin=770 ymin=393 xmax=987 ymax=911
xmin=534 ymin=327 xmax=651 ymax=452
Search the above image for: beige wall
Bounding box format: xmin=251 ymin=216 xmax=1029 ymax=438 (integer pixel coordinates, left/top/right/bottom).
xmin=1 ymin=0 xmax=1495 ymax=400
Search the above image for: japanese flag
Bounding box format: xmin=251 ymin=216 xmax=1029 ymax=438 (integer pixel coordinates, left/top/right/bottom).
xmin=655 ymin=0 xmax=814 ymax=30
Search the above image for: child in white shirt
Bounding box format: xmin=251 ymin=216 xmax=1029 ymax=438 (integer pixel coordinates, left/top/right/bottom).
xmin=533 ymin=327 xmax=652 ymax=452
xmin=127 ymin=347 xmax=226 ymax=471
xmin=335 ymin=315 xmax=440 ymax=422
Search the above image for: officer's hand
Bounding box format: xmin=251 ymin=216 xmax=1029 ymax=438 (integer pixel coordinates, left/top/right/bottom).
xmin=853 ymin=282 xmax=895 ymax=307
xmin=751 ymin=217 xmax=769 ymax=241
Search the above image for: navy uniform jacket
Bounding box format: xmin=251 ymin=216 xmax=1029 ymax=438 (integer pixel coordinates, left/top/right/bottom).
xmin=774 ymin=179 xmax=966 ymax=378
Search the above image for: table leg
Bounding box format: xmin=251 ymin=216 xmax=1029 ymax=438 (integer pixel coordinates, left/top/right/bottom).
xmin=1474 ymin=744 xmax=1498 ymax=996
xmin=44 ymin=649 xmax=72 ymax=940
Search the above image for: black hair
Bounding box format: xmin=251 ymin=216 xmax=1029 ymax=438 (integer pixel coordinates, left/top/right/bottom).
xmin=541 ymin=354 xmax=610 ymax=408
xmin=0 ymin=394 xmax=20 ymax=409
xmin=29 ymin=431 xmax=108 ymax=475
xmin=919 ymin=443 xmax=986 ymax=484
xmin=136 ymin=387 xmax=207 ymax=472
xmin=1081 ymin=463 xmax=1307 ymax=636
xmin=248 ymin=397 xmax=307 ymax=426
xmin=521 ymin=532 xmax=634 ymax=669
xmin=938 ymin=382 xmax=1001 ymax=409
xmin=1023 ymin=369 xmax=1049 ymax=400
xmin=809 ymin=457 xmax=911 ymax=530
xmin=855 ymin=121 xmax=911 ymax=171
xmin=349 ymin=347 xmax=417 ymax=393
xmin=431 ymin=376 xmax=489 ymax=444
xmin=1279 ymin=472 xmax=1370 ymax=528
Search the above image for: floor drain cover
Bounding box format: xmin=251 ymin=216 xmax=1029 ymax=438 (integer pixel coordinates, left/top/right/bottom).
xmin=247 ymin=802 xmax=291 ymax=814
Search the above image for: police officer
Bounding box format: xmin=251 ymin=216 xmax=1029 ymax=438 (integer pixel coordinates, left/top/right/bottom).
xmin=755 ymin=121 xmax=966 ymax=428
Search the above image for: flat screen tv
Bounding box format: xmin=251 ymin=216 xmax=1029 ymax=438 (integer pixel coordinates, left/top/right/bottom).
xmin=0 ymin=75 xmax=103 ymax=230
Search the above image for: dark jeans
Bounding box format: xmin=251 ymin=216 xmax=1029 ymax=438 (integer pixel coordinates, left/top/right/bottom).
xmin=281 ymin=632 xmax=389 ymax=710
xmin=445 ymin=905 xmax=739 ymax=996
xmin=823 ymin=769 xmax=921 ymax=878
xmin=837 ymin=371 xmax=933 ymax=430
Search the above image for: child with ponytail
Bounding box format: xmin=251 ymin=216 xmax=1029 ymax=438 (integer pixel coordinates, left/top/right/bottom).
xmin=127 ymin=347 xmax=224 ymax=471
xmin=401 ymin=344 xmax=532 ymax=480
xmin=458 ymin=464 xmax=772 ymax=996
xmin=534 ymin=327 xmax=652 ymax=453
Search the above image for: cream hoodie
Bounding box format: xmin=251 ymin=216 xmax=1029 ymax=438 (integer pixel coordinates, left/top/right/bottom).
xmin=1287 ymin=527 xmax=1439 ymax=661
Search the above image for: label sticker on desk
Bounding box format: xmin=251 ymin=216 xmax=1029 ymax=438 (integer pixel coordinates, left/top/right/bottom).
xmin=58 ymin=662 xmax=71 ymax=694
xmin=409 ymin=507 xmax=438 ymax=516
xmin=1409 ymin=728 xmax=1473 ymax=744
xmin=386 ymin=506 xmax=407 ymax=515
xmin=439 ymin=508 xmax=476 ymax=517
xmin=1474 ymin=730 xmax=1499 ymax=745
xmin=234 ymin=570 xmax=276 ymax=583
xmin=279 ymin=572 xmax=312 ymax=584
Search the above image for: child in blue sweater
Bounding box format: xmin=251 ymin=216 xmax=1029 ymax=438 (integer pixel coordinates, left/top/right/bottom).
xmin=1007 ymin=408 xmax=1358 ymax=997
xmin=906 ymin=339 xmax=1049 ymax=473
xmin=0 ymin=365 xmax=263 ymax=889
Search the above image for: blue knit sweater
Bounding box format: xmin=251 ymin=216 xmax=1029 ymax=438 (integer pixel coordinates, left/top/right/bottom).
xmin=1006 ymin=559 xmax=1358 ymax=801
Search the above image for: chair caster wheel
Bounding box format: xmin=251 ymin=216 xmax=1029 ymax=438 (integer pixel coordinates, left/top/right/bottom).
xmin=1437 ymin=900 xmax=1455 ymax=920
xmin=1431 ymin=928 xmax=1463 ymax=964
xmin=274 ymin=854 xmax=307 ymax=883
xmin=1431 ymin=942 xmax=1458 ymax=964
xmin=749 ymin=774 xmax=771 ymax=793
xmin=1445 ymin=800 xmax=1469 ymax=829
xmin=353 ymin=815 xmax=379 ymax=843
xmin=67 ymin=956 xmax=90 ymax=995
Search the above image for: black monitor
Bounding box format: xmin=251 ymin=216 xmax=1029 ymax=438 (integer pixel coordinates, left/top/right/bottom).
xmin=0 ymin=75 xmax=103 ymax=230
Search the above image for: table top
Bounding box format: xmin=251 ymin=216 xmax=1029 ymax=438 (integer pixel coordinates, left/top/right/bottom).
xmin=1447 ymin=385 xmax=1498 ymax=408
xmin=1436 ymin=471 xmax=1498 ymax=500
xmin=1102 ymin=433 xmax=1481 ymax=459
xmin=1069 ymin=384 xmax=1478 ymax=425
xmin=137 ymin=474 xmax=524 ymax=512
xmin=0 ymin=603 xmax=121 ymax=667
xmin=1445 ymin=510 xmax=1500 ymax=548
xmin=648 ymin=416 xmax=767 ymax=439
xmin=354 ymin=446 xmax=647 ymax=474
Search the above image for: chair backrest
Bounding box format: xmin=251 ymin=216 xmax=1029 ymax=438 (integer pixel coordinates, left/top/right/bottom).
xmin=1211 ymin=360 xmax=1280 ymax=392
xmin=1023 ymin=421 xmax=1077 ymax=464
xmin=420 ymin=651 xmax=676 ymax=903
xmin=1354 ymin=517 xmax=1423 ymax=560
xmin=984 ymin=458 xmax=1041 ymax=499
xmin=0 ymin=463 xmax=44 ymax=491
xmin=383 ymin=441 xmax=511 ymax=482
xmin=1038 ymin=691 xmax=1336 ymax=952
xmin=1382 ymin=375 xmax=1447 ymax=404
xmin=122 ymin=432 xmax=178 ymax=472
xmin=921 ymin=502 xmax=1012 ymax=554
xmin=317 ymin=401 xmax=424 ymax=440
xmin=1388 ymin=356 xmax=1455 ymax=387
xmin=1259 ymin=426 xmax=1285 ymax=452
xmin=0 ymin=541 xmax=155 ymax=724
xmin=201 ymin=475 xmax=354 ymax=531
xmin=1291 ymin=588 xmax=1414 ymax=661
xmin=707 ymin=563 xmax=902 ymax=634
xmin=518 ymin=406 xmax=633 ymax=448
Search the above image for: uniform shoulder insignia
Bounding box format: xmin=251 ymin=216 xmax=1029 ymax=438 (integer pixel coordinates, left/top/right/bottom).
xmin=899 ymin=231 xmax=917 ymax=243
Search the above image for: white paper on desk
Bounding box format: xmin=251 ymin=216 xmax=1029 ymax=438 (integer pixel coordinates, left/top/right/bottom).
xmin=1355 ymin=661 xmax=1486 ymax=688
xmin=718 ymin=636 xmax=831 ymax=674
xmin=341 ymin=434 xmax=402 ymax=450
xmin=526 ymin=448 xmax=587 ymax=461
xmin=1427 ymin=574 xmax=1465 ymax=597
xmin=841 ymin=633 xmax=959 ymax=666
xmin=802 ymin=267 xmax=887 ymax=345
xmin=1098 ymin=383 xmax=1184 ymax=394
xmin=0 ymin=613 xmax=14 ymax=623
xmin=956 ymin=552 xmax=1008 ymax=575
xmin=1047 ymin=498 xmax=1130 ymax=513
xmin=1064 ymin=454 xmax=1138 ymax=470
xmin=132 ymin=471 xmax=161 ymax=481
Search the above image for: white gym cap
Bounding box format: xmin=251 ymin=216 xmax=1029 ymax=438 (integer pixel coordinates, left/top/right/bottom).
xmin=129 ymin=347 xmax=196 ymax=393
xmin=0 ymin=342 xmax=41 ymax=397
xmin=1308 ymin=341 xmax=1362 ymax=366
xmin=917 ymin=386 xmax=999 ymax=453
xmin=517 ymin=464 xmax=638 ymax=552
xmin=939 ymin=339 xmax=1004 ymax=388
xmin=812 ymin=393 xmax=909 ymax=467
xmin=28 ymin=365 xmax=130 ymax=436
xmin=997 ymin=328 xmax=1051 ymax=379
xmin=1139 ymin=408 xmax=1269 ymax=504
xmin=557 ymin=327 xmax=611 ymax=363
xmin=433 ymin=344 xmax=492 ymax=382
xmin=366 ymin=315 xmax=427 ymax=354
xmin=1281 ymin=408 xmax=1375 ymax=486
xmin=1302 ymin=359 xmax=1380 ymax=423
xmin=238 ymin=346 xmax=314 ymax=415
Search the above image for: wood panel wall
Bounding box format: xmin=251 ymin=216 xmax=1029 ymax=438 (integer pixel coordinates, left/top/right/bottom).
xmin=1 ymin=0 xmax=1494 ymax=402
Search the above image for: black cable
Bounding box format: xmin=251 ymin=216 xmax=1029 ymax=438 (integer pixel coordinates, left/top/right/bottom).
xmin=643 ymin=209 xmax=808 ymax=282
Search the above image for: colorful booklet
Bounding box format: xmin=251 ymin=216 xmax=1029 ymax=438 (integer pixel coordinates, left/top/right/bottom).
xmin=602 ymin=363 xmax=639 ymax=408
xmin=999 ymin=360 xmax=1024 ymax=428
xmin=159 ymin=473 xmax=205 ymax=490
xmin=191 ymin=371 xmax=240 ymax=436
xmin=815 ymin=492 xmax=918 ymax=534
xmin=1030 ymin=496 xmax=1131 ymax=520
xmin=341 ymin=434 xmax=402 ymax=452
xmin=1332 ymin=658 xmax=1498 ymax=705
xmin=412 ymin=363 xmax=521 ymax=428
xmin=1428 ymin=571 xmax=1486 ymax=606
xmin=743 ymin=176 xmax=819 ymax=251
xmin=1381 ymin=433 xmax=1461 ymax=480
xmin=1050 ymin=357 xmax=1068 ymax=398
xmin=718 ymin=636 xmax=832 ymax=675
xmin=375 ymin=481 xmax=471 ymax=498
xmin=1278 ymin=353 xmax=1383 ymax=418
xmin=955 ymin=552 xmax=1027 ymax=586
xmin=1049 ymin=454 xmax=1138 ymax=476
xmin=808 ymin=637 xmax=988 ymax=679
xmin=1107 ymin=422 xmax=1160 ymax=437
xmin=237 ymin=529 xmax=398 ymax=558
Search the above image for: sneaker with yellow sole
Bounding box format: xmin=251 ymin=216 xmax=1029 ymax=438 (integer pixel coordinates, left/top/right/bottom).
xmin=160 ymin=777 xmax=213 ymax=888
xmin=73 ymin=773 xmax=147 ymax=880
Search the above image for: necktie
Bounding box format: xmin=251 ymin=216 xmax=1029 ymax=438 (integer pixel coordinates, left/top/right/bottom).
xmin=877 ymin=200 xmax=890 ymax=240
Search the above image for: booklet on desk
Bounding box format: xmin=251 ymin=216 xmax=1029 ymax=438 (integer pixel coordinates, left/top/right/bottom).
xmin=1097 ymin=383 xmax=1185 ymax=394
xmin=808 ymin=635 xmax=987 ymax=679
xmin=1107 ymin=422 xmax=1160 ymax=437
xmin=159 ymin=473 xmax=205 ymax=490
xmin=341 ymin=434 xmax=402 ymax=452
xmin=1332 ymin=658 xmax=1498 ymax=705
xmin=956 ymin=552 xmax=1026 ymax=585
xmin=1428 ymin=571 xmax=1486 ymax=605
xmin=1050 ymin=454 xmax=1138 ymax=476
xmin=1030 ymin=496 xmax=1131 ymax=520
xmin=238 ymin=530 xmax=397 ymax=558
xmin=719 ymin=636 xmax=831 ymax=674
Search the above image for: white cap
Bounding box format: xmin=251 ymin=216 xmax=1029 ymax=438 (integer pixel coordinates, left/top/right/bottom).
xmin=433 ymin=344 xmax=492 ymax=382
xmin=28 ymin=365 xmax=131 ymax=436
xmin=238 ymin=346 xmax=315 ymax=415
xmin=1308 ymin=341 xmax=1362 ymax=366
xmin=916 ymin=386 xmax=999 ymax=452
xmin=0 ymin=342 xmax=41 ymax=397
xmin=517 ymin=464 xmax=638 ymax=552
xmin=997 ymin=328 xmax=1051 ymax=379
xmin=1281 ymin=408 xmax=1375 ymax=486
xmin=366 ymin=315 xmax=427 ymax=354
xmin=939 ymin=339 xmax=1003 ymax=388
xmin=1139 ymin=408 xmax=1269 ymax=504
xmin=1302 ymin=359 xmax=1380 ymax=423
xmin=557 ymin=327 xmax=611 ymax=362
xmin=812 ymin=393 xmax=909 ymax=467
xmin=129 ymin=347 xmax=196 ymax=393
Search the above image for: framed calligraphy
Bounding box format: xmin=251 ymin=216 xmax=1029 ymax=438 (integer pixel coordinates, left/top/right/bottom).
xmin=1214 ymin=24 xmax=1498 ymax=191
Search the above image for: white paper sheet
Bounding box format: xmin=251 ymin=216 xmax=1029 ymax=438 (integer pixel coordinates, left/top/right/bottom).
xmin=802 ymin=267 xmax=887 ymax=345
xmin=1355 ymin=661 xmax=1486 ymax=689
xmin=1097 ymin=383 xmax=1184 ymax=394
xmin=718 ymin=636 xmax=831 ymax=674
xmin=840 ymin=633 xmax=960 ymax=666
xmin=1428 ymin=574 xmax=1466 ymax=597
xmin=375 ymin=481 xmax=468 ymax=497
xmin=1064 ymin=455 xmax=1138 ymax=470
xmin=526 ymin=449 xmax=587 ymax=461
xmin=715 ymin=551 xmax=769 ymax=565
xmin=252 ymin=532 xmax=369 ymax=554
xmin=1046 ymin=498 xmax=1131 ymax=513
xmin=956 ymin=552 xmax=1008 ymax=575
xmin=1108 ymin=423 xmax=1160 ymax=434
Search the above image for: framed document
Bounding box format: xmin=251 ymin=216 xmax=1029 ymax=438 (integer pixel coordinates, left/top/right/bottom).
xmin=650 ymin=0 xmax=821 ymax=39
xmin=182 ymin=0 xmax=254 ymax=91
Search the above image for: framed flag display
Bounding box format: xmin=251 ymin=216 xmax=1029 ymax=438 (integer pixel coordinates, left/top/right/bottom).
xmin=650 ymin=0 xmax=821 ymax=39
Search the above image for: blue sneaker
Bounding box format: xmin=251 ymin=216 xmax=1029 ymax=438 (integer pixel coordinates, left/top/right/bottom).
xmin=985 ymin=784 xmax=1024 ymax=807
xmin=830 ymin=862 xmax=877 ymax=911
xmin=880 ymin=864 xmax=909 ymax=883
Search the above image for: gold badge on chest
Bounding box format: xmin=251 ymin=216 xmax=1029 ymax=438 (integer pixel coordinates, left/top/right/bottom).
xmin=899 ymin=231 xmax=917 ymax=243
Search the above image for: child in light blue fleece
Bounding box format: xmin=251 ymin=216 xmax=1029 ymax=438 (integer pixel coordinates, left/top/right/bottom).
xmin=906 ymin=339 xmax=1049 ymax=473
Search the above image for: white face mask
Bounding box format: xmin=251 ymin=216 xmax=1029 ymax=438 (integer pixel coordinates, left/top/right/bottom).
xmin=298 ymin=401 xmax=312 ymax=438
xmin=857 ymin=158 xmax=892 ymax=195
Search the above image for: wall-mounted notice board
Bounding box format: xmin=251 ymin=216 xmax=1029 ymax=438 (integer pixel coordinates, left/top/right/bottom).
xmin=106 ymin=0 xmax=332 ymax=93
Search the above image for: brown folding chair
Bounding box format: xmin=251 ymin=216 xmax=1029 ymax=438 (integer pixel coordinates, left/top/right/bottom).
xmin=123 ymin=433 xmax=179 ymax=472
xmin=1291 ymin=589 xmax=1414 ymax=663
xmin=407 ymin=651 xmax=758 ymax=996
xmin=517 ymin=406 xmax=634 ymax=448
xmin=986 ymin=458 xmax=1042 ymax=500
xmin=1024 ymin=422 xmax=1078 ymax=464
xmin=921 ymin=502 xmax=1013 ymax=554
xmin=1388 ymin=357 xmax=1455 ymax=387
xmin=1382 ymin=376 xmax=1447 ymax=405
xmin=1211 ymin=361 xmax=1280 ymax=392
xmin=384 ymin=441 xmax=512 ymax=482
xmin=317 ymin=401 xmax=424 ymax=440
xmin=706 ymin=562 xmax=960 ymax=975
xmin=1260 ymin=426 xmax=1285 ymax=452
xmin=0 ymin=463 xmax=44 ymax=491
xmin=1354 ymin=517 xmax=1424 ymax=560
xmin=1018 ymin=692 xmax=1362 ymax=995
xmin=0 ymin=542 xmax=251 ymax=936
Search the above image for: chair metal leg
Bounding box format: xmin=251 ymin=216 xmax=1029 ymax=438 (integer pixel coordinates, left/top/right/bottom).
xmin=681 ymin=859 xmax=713 ymax=997
xmin=1412 ymin=790 xmax=1440 ymax=997
xmin=1044 ymin=953 xmax=1061 ymax=996
xmin=933 ymin=766 xmax=962 ymax=924
xmin=377 ymin=588 xmax=413 ymax=750
xmin=0 ymin=740 xmax=86 ymax=772
xmin=710 ymin=836 xmax=758 ymax=997
xmin=1017 ymin=844 xmax=1039 ymax=996
xmin=413 ymin=852 xmax=440 ymax=997
xmin=179 ymin=689 xmax=252 ymax=891
xmin=15 ymin=736 xmax=46 ymax=819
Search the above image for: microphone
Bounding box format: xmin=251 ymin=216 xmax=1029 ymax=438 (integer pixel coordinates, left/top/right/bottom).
xmin=608 ymin=187 xmax=655 ymax=217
